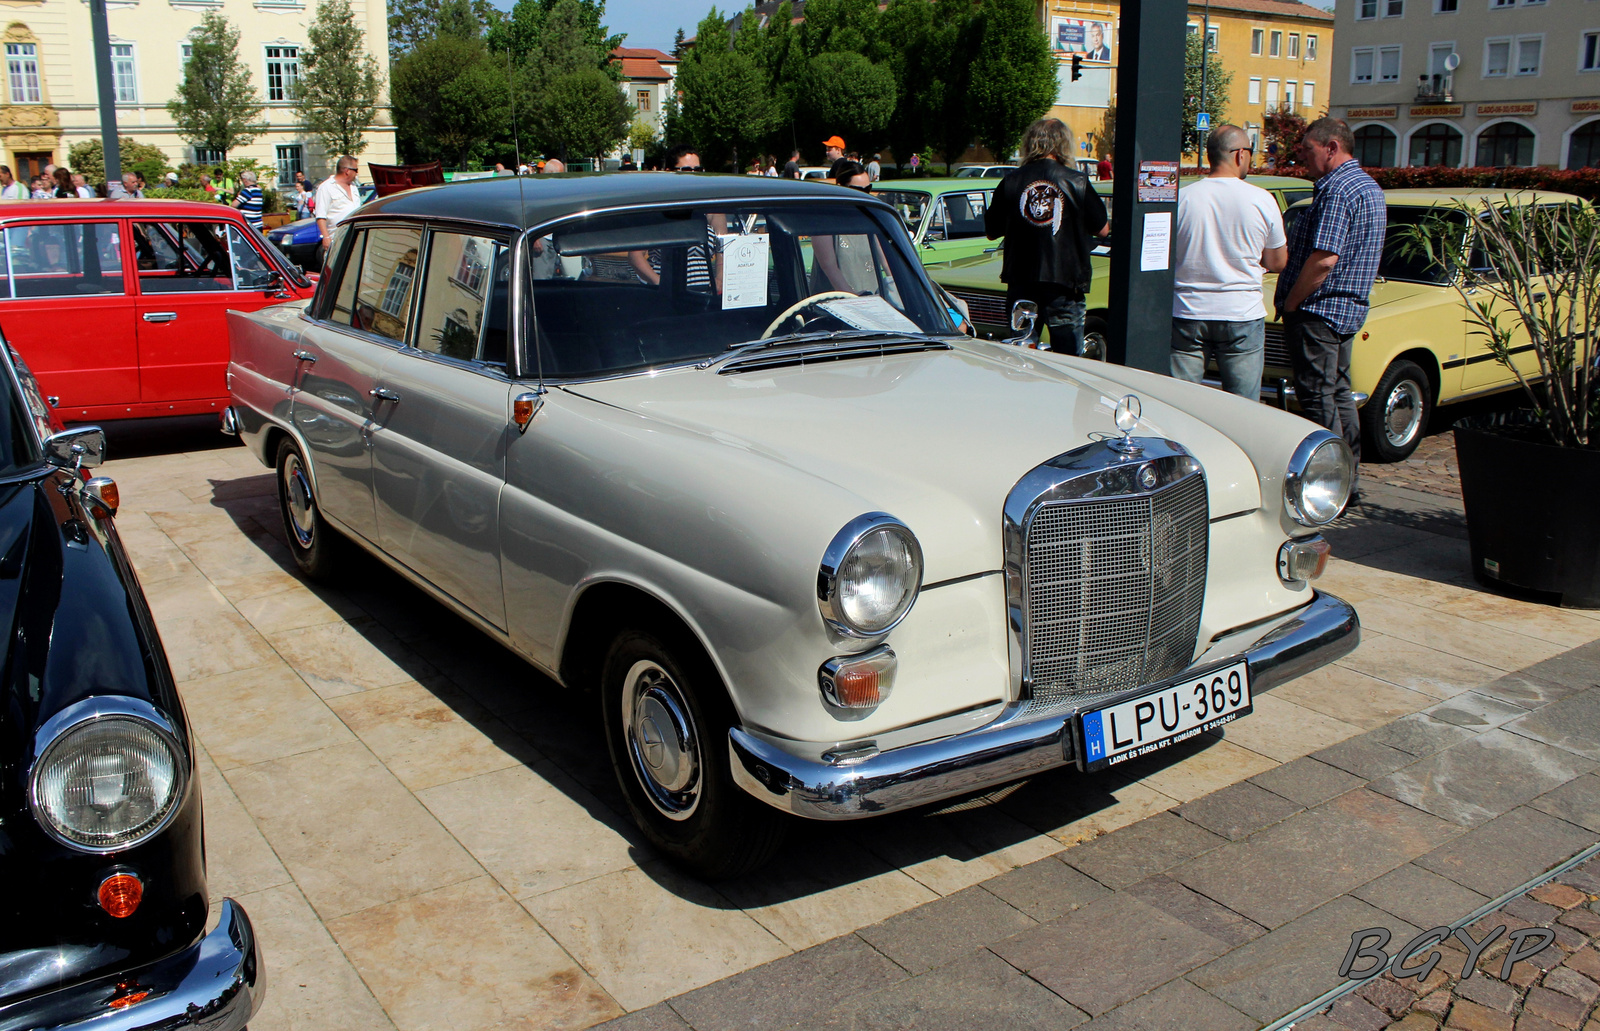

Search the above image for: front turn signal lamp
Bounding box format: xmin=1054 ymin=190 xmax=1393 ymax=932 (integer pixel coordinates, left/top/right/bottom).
xmin=98 ymin=872 xmax=143 ymax=918
xmin=85 ymin=476 xmax=119 ymax=518
xmin=1279 ymin=536 xmax=1331 ymax=584
xmin=820 ymin=646 xmax=898 ymax=712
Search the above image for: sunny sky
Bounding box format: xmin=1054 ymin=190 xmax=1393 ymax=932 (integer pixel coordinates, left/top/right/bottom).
xmin=482 ymin=0 xmax=720 ymax=54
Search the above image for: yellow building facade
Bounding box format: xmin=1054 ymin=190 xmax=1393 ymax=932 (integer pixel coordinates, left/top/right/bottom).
xmin=0 ymin=0 xmax=394 ymax=189
xmin=1042 ymin=0 xmax=1335 ymax=161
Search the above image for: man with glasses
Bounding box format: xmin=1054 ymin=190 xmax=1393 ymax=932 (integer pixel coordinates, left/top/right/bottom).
xmin=315 ymin=156 xmax=362 ymax=254
xmin=1170 ymin=124 xmax=1287 ymax=399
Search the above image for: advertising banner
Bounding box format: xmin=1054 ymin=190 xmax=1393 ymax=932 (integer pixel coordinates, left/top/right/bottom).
xmin=1053 ymin=17 xmax=1114 ymax=62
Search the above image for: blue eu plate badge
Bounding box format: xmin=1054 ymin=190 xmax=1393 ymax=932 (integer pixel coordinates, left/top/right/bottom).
xmin=1074 ymin=659 xmax=1252 ymax=771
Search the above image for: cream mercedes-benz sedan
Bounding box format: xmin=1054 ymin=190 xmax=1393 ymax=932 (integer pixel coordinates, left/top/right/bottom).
xmin=224 ymin=174 xmax=1359 ymax=878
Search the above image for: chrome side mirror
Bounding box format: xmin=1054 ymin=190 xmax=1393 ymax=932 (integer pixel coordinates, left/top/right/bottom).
xmin=1004 ymin=300 xmax=1040 ymax=346
xmin=43 ymin=426 xmax=107 ymax=472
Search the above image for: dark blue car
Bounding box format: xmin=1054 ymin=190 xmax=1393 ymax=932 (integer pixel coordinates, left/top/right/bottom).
xmin=267 ymin=184 xmax=376 ymax=272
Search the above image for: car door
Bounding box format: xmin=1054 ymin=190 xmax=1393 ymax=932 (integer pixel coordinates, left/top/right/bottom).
xmin=131 ymin=219 xmax=291 ymax=403
xmin=922 ymin=190 xmax=994 ymax=263
xmin=0 ymin=218 xmax=136 ymax=418
xmin=290 ymin=223 xmax=423 ymax=544
xmin=1458 ymin=204 xmax=1556 ymax=393
xmin=367 ymin=228 xmax=511 ymax=628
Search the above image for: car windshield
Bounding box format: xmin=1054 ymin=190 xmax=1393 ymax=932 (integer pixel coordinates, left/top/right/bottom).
xmin=873 ymin=190 xmax=932 ymax=235
xmin=0 ymin=360 xmax=36 ymax=476
xmin=526 ymin=202 xmax=953 ymax=378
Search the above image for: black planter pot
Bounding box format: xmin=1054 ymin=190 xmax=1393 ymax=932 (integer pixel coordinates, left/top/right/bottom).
xmin=1454 ymin=412 xmax=1600 ymax=608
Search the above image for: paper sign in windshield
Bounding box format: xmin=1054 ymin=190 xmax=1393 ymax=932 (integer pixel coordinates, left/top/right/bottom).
xmin=817 ymin=295 xmax=922 ymax=334
xmin=721 ymin=234 xmax=769 ymax=310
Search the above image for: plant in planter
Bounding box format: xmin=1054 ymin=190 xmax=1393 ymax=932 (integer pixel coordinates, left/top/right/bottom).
xmin=1398 ymin=196 xmax=1600 ymax=606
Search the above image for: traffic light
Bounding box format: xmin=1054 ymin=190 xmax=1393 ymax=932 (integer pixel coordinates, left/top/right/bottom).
xmin=1071 ymin=54 xmax=1083 ymax=81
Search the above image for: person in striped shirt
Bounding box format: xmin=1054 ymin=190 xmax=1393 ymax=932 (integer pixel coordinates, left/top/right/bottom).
xmin=233 ymin=171 xmax=264 ymax=231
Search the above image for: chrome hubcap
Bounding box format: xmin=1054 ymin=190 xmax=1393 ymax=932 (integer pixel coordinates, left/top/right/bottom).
xmin=622 ymin=660 xmax=701 ymax=821
xmin=282 ymin=454 xmax=316 ymax=548
xmin=1082 ymin=332 xmax=1107 ymax=362
xmin=1384 ymin=379 xmax=1425 ymax=448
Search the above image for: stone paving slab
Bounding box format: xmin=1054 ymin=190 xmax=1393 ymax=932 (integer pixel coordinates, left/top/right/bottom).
xmin=91 ymin=428 xmax=1600 ymax=1031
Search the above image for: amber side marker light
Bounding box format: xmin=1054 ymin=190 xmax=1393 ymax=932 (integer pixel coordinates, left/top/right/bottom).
xmin=108 ymin=981 xmax=151 ymax=1009
xmin=98 ymin=872 xmax=143 ymax=918
xmin=85 ymin=476 xmax=119 ymax=518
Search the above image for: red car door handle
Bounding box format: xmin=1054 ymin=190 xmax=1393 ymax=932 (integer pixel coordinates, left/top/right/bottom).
xmin=142 ymin=312 xmax=178 ymax=323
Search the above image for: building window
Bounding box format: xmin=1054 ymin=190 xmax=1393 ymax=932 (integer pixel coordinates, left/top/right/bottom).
xmin=1304 ymin=80 xmax=1315 ymax=109
xmin=1251 ymin=28 xmax=1264 ymax=54
xmin=1207 ymin=25 xmax=1218 ymax=51
xmin=1289 ymin=33 xmax=1300 ymax=58
xmin=1430 ymin=43 xmax=1456 ymax=76
xmin=1248 ymin=76 xmax=1262 ymax=103
xmin=1270 ymin=30 xmax=1282 ymax=56
xmin=1359 ymin=0 xmax=1378 ymax=17
xmin=1491 ymin=0 xmax=1514 ymax=8
xmin=275 ymin=145 xmax=302 ymax=188
xmin=6 ymin=43 xmax=40 ymax=105
xmin=1353 ymin=49 xmax=1375 ymax=82
xmin=1387 ymin=0 xmax=1404 ymax=14
xmin=1283 ymin=81 xmax=1296 ymax=109
xmin=1354 ymin=124 xmax=1398 ymax=166
xmin=1379 ymin=46 xmax=1401 ymax=81
xmin=1516 ymin=36 xmax=1541 ymax=75
xmin=194 ymin=147 xmax=225 ymax=166
xmin=110 ymin=43 xmax=136 ymax=103
xmin=1485 ymin=37 xmax=1510 ymax=75
xmin=265 ymin=46 xmax=299 ymax=102
xmin=1436 ymin=0 xmax=1458 ymax=11
xmin=1569 ymin=120 xmax=1600 ymax=168
xmin=1307 ymin=35 xmax=1318 ymax=60
xmin=181 ymin=42 xmax=193 ymax=63
xmin=1268 ymin=78 xmax=1280 ymax=105
xmin=1583 ymin=31 xmax=1600 ymax=71
xmin=1409 ymin=122 xmax=1462 ymax=165
xmin=1477 ymin=121 xmax=1534 ymax=165
xmin=636 ymin=88 xmax=651 ymax=112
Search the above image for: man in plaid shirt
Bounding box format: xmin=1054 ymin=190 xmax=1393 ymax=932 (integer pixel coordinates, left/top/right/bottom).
xmin=1274 ymin=118 xmax=1385 ymax=493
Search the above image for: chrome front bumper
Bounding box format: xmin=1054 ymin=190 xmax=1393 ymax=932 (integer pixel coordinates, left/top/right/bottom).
xmin=0 ymin=899 xmax=263 ymax=1031
xmin=729 ymin=590 xmax=1359 ymax=820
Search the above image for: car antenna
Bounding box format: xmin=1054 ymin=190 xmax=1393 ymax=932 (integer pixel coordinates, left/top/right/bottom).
xmin=507 ymin=47 xmax=547 ymax=422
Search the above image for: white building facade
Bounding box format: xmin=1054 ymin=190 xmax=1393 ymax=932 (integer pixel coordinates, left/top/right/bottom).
xmin=0 ymin=0 xmax=395 ymax=188
xmin=1328 ymin=0 xmax=1600 ymax=168
xmin=611 ymin=45 xmax=676 ymax=160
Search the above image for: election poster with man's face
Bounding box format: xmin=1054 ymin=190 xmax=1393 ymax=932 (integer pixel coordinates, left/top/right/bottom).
xmin=1052 ymin=17 xmax=1114 ymax=62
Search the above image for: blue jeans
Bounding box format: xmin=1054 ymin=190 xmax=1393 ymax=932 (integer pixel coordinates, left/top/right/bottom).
xmin=1170 ymin=317 xmax=1266 ymax=400
xmin=1005 ymin=285 xmax=1087 ymax=355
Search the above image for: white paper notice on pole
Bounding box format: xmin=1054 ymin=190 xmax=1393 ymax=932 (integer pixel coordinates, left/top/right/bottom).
xmin=817 ymin=295 xmax=923 ymax=334
xmin=721 ymin=233 xmax=770 ymax=310
xmin=1140 ymin=212 xmax=1172 ymax=272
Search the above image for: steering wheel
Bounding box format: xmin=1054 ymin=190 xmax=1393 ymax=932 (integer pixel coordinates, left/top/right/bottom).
xmin=760 ymin=291 xmax=859 ymax=339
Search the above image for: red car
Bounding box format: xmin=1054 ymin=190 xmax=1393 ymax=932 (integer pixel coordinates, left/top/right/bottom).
xmin=0 ymin=198 xmax=315 ymax=423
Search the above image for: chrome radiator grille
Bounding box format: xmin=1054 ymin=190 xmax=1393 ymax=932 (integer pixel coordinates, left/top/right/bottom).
xmin=946 ymin=288 xmax=1008 ymax=329
xmin=1024 ymin=473 xmax=1209 ymax=711
xmin=1263 ymin=324 xmax=1291 ymax=370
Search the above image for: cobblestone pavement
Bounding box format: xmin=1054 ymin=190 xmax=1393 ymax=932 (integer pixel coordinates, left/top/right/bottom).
xmin=1364 ymin=432 xmax=1462 ymax=501
xmin=97 ymin=429 xmax=1600 ymax=1031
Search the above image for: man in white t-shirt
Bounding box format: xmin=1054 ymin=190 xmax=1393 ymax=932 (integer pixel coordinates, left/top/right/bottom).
xmin=1170 ymin=125 xmax=1288 ymax=399
xmin=0 ymin=165 xmax=24 ymax=200
xmin=314 ymin=155 xmax=362 ymax=253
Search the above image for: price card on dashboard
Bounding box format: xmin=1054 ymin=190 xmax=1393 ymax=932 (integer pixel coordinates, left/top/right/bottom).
xmin=721 ymin=233 xmax=769 ymax=310
xmin=817 ymin=295 xmax=922 ymax=334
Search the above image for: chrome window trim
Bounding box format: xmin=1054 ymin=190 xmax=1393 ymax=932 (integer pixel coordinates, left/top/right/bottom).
xmin=1001 ymin=437 xmax=1205 ymax=701
xmin=26 ymin=695 xmax=191 ymax=854
xmin=1283 ymin=429 xmax=1349 ymax=527
xmin=817 ymin=512 xmax=924 ymax=638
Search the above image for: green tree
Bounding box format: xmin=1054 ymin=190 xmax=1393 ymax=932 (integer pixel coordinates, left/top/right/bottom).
xmin=537 ymin=66 xmax=630 ymax=162
xmin=295 ymin=0 xmax=383 ymax=158
xmin=676 ymin=8 xmax=774 ymax=168
xmin=800 ymin=51 xmax=895 ymax=147
xmin=167 ymin=11 xmax=266 ymax=162
xmin=1182 ymin=32 xmax=1233 ymax=157
xmin=966 ymin=0 xmax=1056 ymax=162
xmin=389 ymin=0 xmax=498 ymax=56
xmin=487 ymin=0 xmax=622 ymax=63
xmin=391 ymin=31 xmax=511 ymax=167
xmin=627 ymin=115 xmax=658 ymax=154
xmin=1098 ymin=102 xmax=1116 ymax=158
xmin=68 ymin=137 xmax=172 ymax=185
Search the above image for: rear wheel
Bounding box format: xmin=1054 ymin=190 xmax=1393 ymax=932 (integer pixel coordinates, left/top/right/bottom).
xmin=1360 ymin=359 xmax=1433 ymax=463
xmin=601 ymin=627 xmax=785 ymax=879
xmin=276 ymin=437 xmax=340 ymax=580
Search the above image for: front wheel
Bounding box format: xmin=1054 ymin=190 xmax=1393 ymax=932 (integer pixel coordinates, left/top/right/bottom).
xmin=1081 ymin=317 xmax=1110 ymax=362
xmin=276 ymin=436 xmax=340 ymax=580
xmin=1360 ymin=359 xmax=1432 ymax=463
xmin=601 ymin=628 xmax=785 ymax=879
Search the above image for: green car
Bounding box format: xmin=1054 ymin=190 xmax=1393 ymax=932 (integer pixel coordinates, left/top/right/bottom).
xmin=929 ymin=175 xmax=1314 ymax=358
xmin=873 ymin=178 xmax=1001 ymax=264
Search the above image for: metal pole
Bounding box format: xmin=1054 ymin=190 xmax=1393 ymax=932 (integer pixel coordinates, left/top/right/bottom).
xmin=89 ymin=0 xmax=120 ymax=183
xmin=1198 ymin=0 xmax=1210 ymax=165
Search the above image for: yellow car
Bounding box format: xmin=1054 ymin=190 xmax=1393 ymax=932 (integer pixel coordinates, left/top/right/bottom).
xmin=1267 ymin=189 xmax=1584 ymax=462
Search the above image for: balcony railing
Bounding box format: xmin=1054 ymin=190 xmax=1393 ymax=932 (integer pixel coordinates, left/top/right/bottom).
xmin=1416 ymin=74 xmax=1454 ymax=102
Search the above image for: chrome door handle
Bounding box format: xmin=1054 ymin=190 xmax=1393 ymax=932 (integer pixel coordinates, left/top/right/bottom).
xmin=292 ymin=349 xmax=318 ymax=363
xmin=369 ymin=387 xmax=401 ymax=404
xmin=142 ymin=312 xmax=178 ymax=323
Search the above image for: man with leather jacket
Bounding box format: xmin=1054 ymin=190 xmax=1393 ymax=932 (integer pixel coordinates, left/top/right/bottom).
xmin=985 ymin=118 xmax=1110 ymax=354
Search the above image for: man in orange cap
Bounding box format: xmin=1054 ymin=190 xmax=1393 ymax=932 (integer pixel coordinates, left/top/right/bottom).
xmin=822 ymin=135 xmax=846 ymax=175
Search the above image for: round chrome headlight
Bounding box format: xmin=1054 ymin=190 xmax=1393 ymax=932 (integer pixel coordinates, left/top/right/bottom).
xmin=818 ymin=513 xmax=923 ymax=637
xmin=29 ymin=706 xmax=187 ymax=853
xmin=1284 ymin=431 xmax=1354 ymax=527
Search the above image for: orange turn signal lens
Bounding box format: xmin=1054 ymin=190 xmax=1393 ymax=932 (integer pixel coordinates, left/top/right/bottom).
xmin=85 ymin=476 xmax=119 ymax=517
xmin=835 ymin=668 xmax=880 ymax=707
xmin=98 ymin=873 xmax=143 ymax=919
xmin=819 ymin=646 xmax=898 ymax=712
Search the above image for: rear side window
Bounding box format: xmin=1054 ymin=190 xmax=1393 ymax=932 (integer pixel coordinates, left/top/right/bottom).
xmin=3 ymin=222 xmax=125 ymax=298
xmin=324 ymin=225 xmax=423 ymax=343
xmin=413 ymin=231 xmax=510 ymax=364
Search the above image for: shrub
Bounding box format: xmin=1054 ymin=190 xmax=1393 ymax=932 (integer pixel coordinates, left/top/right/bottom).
xmin=144 ymin=187 xmax=219 ymax=203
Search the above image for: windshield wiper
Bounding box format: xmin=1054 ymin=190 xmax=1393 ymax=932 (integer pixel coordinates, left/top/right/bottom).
xmin=706 ymin=329 xmax=927 ymax=368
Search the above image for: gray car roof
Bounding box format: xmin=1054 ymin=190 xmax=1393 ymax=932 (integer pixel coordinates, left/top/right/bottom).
xmin=356 ymin=171 xmax=881 ymax=229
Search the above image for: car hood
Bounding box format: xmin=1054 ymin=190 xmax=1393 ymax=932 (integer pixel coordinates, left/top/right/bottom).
xmin=565 ymin=340 xmax=1262 ymax=582
xmin=272 ymin=216 xmax=320 ymax=240
xmin=1367 ymin=278 xmax=1445 ymax=312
